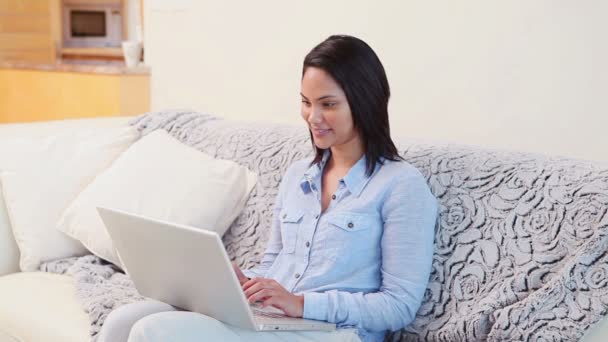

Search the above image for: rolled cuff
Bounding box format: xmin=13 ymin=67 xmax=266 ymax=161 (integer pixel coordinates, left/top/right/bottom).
xmin=303 ymin=292 xmax=329 ymax=322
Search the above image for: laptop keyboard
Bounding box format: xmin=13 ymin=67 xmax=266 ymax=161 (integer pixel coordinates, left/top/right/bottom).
xmin=251 ymin=303 xmax=288 ymax=319
xmin=252 ymin=308 xmax=287 ymax=318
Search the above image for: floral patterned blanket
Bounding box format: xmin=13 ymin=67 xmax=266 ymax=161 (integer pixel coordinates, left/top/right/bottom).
xmin=43 ymin=110 xmax=608 ymax=341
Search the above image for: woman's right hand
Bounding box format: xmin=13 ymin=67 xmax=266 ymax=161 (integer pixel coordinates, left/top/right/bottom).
xmin=232 ymin=261 xmax=250 ymax=285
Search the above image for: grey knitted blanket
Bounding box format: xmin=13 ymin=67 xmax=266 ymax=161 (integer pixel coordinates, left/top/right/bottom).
xmin=42 ymin=110 xmax=608 ymax=341
xmin=40 ymin=255 xmax=144 ymax=339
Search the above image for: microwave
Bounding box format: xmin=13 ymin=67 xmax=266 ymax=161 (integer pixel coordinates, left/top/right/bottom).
xmin=62 ymin=2 xmax=123 ymax=48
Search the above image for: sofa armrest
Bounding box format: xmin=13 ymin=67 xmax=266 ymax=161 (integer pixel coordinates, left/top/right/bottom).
xmin=0 ymin=184 xmax=19 ymax=276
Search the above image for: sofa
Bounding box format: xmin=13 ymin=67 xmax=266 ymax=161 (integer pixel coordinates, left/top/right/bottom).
xmin=0 ymin=116 xmax=132 ymax=342
xmin=1 ymin=111 xmax=607 ymax=342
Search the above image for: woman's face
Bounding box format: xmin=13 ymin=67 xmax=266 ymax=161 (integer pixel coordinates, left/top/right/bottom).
xmin=300 ymin=67 xmax=360 ymax=151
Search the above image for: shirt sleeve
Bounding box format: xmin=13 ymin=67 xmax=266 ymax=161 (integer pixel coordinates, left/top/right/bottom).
xmin=302 ymin=169 xmax=438 ymax=332
xmin=242 ymin=163 xmax=292 ymax=279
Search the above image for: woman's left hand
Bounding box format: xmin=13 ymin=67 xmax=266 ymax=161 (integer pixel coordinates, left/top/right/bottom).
xmin=242 ymin=278 xmax=304 ymax=318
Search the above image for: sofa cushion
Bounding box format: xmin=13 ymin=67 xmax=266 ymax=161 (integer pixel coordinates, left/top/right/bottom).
xmin=0 ymin=272 xmax=89 ymax=342
xmin=0 ymin=126 xmax=140 ymax=271
xmin=57 ymin=129 xmax=257 ymax=267
xmin=0 ymin=117 xmax=131 ymax=276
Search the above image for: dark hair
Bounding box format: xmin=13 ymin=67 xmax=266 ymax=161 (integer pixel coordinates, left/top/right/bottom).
xmin=303 ymin=35 xmax=402 ymax=176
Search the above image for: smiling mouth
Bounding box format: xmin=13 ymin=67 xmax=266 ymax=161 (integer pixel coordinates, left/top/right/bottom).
xmin=312 ymin=128 xmax=331 ymax=135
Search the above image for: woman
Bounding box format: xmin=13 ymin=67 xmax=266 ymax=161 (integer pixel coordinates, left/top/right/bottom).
xmin=98 ymin=35 xmax=437 ymax=342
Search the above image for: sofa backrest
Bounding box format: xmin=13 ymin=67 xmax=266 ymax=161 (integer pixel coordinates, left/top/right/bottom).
xmin=132 ymin=110 xmax=608 ymax=340
xmin=392 ymin=139 xmax=608 ymax=337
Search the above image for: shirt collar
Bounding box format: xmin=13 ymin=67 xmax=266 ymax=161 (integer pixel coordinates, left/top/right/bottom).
xmin=342 ymin=154 xmax=372 ymax=197
xmin=300 ymin=150 xmax=378 ymax=197
xmin=300 ymin=150 xmax=330 ymax=194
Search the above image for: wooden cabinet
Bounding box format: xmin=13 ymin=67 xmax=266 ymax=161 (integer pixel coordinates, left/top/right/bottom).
xmin=0 ymin=0 xmax=149 ymax=123
xmin=0 ymin=66 xmax=149 ymax=123
xmin=0 ymin=0 xmax=55 ymax=63
xmin=0 ymin=0 xmax=134 ymax=64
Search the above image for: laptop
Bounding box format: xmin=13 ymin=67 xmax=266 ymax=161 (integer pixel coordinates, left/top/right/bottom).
xmin=96 ymin=206 xmax=336 ymax=332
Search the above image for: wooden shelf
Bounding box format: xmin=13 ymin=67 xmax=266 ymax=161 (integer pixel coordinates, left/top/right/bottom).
xmin=61 ymin=47 xmax=123 ymax=58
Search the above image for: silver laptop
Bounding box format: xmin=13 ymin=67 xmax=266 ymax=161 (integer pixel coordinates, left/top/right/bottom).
xmin=97 ymin=206 xmax=336 ymax=332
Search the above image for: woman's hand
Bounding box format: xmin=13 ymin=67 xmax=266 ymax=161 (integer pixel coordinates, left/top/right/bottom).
xmin=242 ymin=278 xmax=304 ymax=318
xmin=231 ymin=262 xmax=249 ymax=285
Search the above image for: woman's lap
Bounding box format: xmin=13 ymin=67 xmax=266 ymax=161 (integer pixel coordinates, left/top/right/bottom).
xmin=97 ymin=300 xmax=177 ymax=342
xmin=128 ymin=310 xmax=361 ymax=342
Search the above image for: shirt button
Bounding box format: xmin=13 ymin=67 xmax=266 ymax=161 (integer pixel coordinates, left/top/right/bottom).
xmin=331 ymin=194 xmax=336 ymax=200
xmin=305 ymin=241 xmax=310 ymax=247
xmin=282 ymin=214 xmax=287 ymax=219
xmin=348 ymin=222 xmax=354 ymax=228
xmin=295 ymin=273 xmax=301 ymax=279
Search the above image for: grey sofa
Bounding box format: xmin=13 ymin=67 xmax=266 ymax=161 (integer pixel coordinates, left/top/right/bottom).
xmin=1 ymin=110 xmax=607 ymax=341
xmin=132 ymin=111 xmax=608 ymax=341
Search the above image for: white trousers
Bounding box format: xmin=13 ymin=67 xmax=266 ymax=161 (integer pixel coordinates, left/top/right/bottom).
xmin=97 ymin=301 xmax=361 ymax=342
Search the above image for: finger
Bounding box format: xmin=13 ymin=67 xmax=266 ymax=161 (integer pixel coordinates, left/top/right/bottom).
xmin=238 ymin=273 xmax=250 ymax=285
xmin=261 ymin=297 xmax=275 ymax=308
xmin=242 ymin=277 xmax=271 ymax=292
xmin=261 ymin=297 xmax=288 ymax=315
xmin=232 ymin=264 xmax=248 ymax=282
xmin=242 ymin=277 xmax=261 ymax=291
xmin=261 ymin=296 xmax=282 ymax=310
xmin=244 ymin=281 xmax=279 ymax=299
xmin=243 ymin=279 xmax=271 ymax=296
xmin=243 ymin=282 xmax=264 ymax=298
xmin=248 ymin=288 xmax=277 ymax=303
xmin=242 ymin=277 xmax=263 ymax=291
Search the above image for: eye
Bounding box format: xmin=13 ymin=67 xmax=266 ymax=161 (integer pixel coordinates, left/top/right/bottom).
xmin=323 ymin=102 xmax=336 ymax=108
xmin=301 ymin=100 xmax=311 ymax=107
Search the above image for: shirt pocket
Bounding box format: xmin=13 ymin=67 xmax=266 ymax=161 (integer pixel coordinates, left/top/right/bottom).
xmin=327 ymin=213 xmax=372 ymax=232
xmin=321 ymin=212 xmax=376 ymax=260
xmin=279 ymin=209 xmax=304 ymax=254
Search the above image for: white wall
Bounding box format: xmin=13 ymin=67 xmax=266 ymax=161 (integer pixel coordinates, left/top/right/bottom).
xmin=143 ymin=0 xmax=608 ymax=162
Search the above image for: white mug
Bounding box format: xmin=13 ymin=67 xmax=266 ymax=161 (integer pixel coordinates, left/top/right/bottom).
xmin=122 ymin=41 xmax=142 ymax=68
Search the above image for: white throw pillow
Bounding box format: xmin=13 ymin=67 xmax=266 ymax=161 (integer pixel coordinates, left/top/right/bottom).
xmin=57 ymin=130 xmax=257 ymax=267
xmin=0 ymin=126 xmax=140 ymax=271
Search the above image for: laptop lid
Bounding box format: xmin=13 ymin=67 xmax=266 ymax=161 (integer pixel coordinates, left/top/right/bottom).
xmin=96 ymin=206 xmax=257 ymax=330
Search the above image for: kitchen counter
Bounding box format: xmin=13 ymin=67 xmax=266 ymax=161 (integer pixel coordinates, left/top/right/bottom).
xmin=0 ymin=60 xmax=150 ymax=76
xmin=0 ymin=60 xmax=150 ymax=123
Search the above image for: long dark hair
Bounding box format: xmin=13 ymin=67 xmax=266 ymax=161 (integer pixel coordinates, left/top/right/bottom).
xmin=303 ymin=35 xmax=402 ymax=176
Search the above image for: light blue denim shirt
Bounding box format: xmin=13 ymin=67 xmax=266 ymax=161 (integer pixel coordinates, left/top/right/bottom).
xmin=243 ymin=151 xmax=438 ymax=342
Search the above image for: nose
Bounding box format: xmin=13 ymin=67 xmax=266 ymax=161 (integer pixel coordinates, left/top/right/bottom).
xmin=307 ymin=105 xmax=323 ymax=125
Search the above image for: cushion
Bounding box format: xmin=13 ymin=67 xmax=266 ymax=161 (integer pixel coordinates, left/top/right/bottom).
xmin=0 ymin=117 xmax=131 ymax=276
xmin=57 ymin=129 xmax=257 ymax=267
xmin=0 ymin=126 xmax=140 ymax=271
xmin=0 ymin=272 xmax=90 ymax=342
